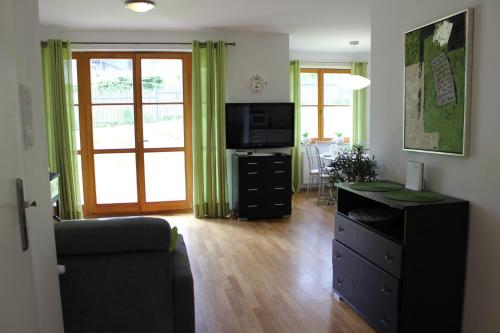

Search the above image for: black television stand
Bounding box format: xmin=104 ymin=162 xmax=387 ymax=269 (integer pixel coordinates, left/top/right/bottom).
xmin=231 ymin=153 xmax=291 ymax=219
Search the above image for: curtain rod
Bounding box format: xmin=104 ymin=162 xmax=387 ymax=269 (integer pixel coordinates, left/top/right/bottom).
xmin=41 ymin=41 xmax=236 ymax=46
xmin=300 ymin=60 xmax=353 ymax=64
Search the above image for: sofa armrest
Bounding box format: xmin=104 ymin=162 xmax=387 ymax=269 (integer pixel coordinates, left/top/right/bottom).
xmin=55 ymin=217 xmax=171 ymax=255
xmin=172 ymin=234 xmax=195 ymax=333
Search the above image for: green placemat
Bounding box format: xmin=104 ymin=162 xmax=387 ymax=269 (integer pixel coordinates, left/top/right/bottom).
xmin=383 ymin=189 xmax=446 ymax=202
xmin=349 ymin=181 xmax=404 ymax=192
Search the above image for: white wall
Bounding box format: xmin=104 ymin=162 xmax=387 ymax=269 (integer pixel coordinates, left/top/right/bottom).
xmin=11 ymin=2 xmax=64 ymax=333
xmin=289 ymin=50 xmax=370 ymax=63
xmin=371 ymin=1 xmax=500 ymax=332
xmin=40 ymin=27 xmax=290 ymax=103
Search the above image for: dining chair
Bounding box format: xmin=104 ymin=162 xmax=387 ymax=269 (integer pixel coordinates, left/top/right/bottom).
xmin=313 ymin=144 xmax=332 ymax=204
xmin=328 ymin=142 xmax=339 ymax=157
xmin=304 ymin=144 xmax=320 ymax=199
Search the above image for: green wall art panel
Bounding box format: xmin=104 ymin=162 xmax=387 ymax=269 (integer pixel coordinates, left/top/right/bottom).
xmin=403 ymin=9 xmax=473 ymax=156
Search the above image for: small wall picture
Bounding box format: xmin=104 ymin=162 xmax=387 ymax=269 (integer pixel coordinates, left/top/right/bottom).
xmin=404 ymin=9 xmax=473 ymax=156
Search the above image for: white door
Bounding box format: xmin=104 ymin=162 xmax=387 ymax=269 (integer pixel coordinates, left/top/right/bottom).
xmin=0 ymin=1 xmax=42 ymax=332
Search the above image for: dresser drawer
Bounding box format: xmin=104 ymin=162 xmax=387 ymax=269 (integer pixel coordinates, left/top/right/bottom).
xmin=268 ymin=184 xmax=291 ymax=195
xmin=239 ymin=158 xmax=266 ymax=176
xmin=239 ymin=167 xmax=265 ymax=186
xmin=238 ymin=200 xmax=266 ymax=218
xmin=268 ymin=169 xmax=290 ymax=186
xmin=335 ymin=213 xmax=402 ymax=278
xmin=267 ymin=200 xmax=291 ymax=216
xmin=333 ymin=240 xmax=399 ymax=333
xmin=239 ymin=185 xmax=266 ymax=202
xmin=269 ymin=155 xmax=290 ymax=167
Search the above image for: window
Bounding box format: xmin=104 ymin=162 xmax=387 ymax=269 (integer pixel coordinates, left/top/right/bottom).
xmin=300 ymin=68 xmax=353 ymax=142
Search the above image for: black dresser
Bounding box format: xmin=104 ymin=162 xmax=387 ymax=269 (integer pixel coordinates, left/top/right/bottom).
xmin=333 ymin=183 xmax=469 ymax=333
xmin=231 ymin=153 xmax=292 ymax=219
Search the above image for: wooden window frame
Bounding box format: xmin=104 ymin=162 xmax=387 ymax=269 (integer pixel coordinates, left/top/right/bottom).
xmin=300 ymin=68 xmax=351 ymax=142
xmin=73 ymin=52 xmax=193 ymax=217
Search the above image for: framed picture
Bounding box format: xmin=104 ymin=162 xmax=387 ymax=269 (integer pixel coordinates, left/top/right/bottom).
xmin=404 ymin=8 xmax=473 ymax=156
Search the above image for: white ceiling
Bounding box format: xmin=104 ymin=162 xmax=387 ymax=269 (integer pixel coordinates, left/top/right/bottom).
xmin=38 ymin=0 xmax=371 ymax=54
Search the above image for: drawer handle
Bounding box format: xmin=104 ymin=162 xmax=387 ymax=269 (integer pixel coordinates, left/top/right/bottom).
xmin=336 ymin=278 xmax=343 ymax=285
xmin=274 ymin=161 xmax=285 ymax=164
xmin=274 ymin=187 xmax=285 ymax=190
xmin=381 ymin=317 xmax=391 ymax=328
xmin=274 ymin=170 xmax=285 ymax=174
xmin=381 ymin=285 xmax=391 ymax=295
xmin=338 ymin=226 xmax=345 ymax=233
xmin=247 ymin=204 xmax=258 ymax=208
xmin=334 ymin=253 xmax=342 ymax=260
xmin=274 ymin=203 xmax=285 ymax=206
xmin=248 ymin=172 xmax=259 ymax=175
xmin=247 ymin=188 xmax=259 ymax=192
xmin=247 ymin=162 xmax=259 ymax=165
xmin=384 ymin=253 xmax=394 ymax=263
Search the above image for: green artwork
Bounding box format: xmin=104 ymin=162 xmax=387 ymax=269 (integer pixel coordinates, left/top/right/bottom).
xmin=404 ymin=9 xmax=473 ymax=156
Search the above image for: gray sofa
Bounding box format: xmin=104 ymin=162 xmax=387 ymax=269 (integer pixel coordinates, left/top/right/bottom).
xmin=54 ymin=217 xmax=194 ymax=333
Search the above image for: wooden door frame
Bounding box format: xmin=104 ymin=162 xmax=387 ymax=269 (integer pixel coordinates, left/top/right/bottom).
xmin=73 ymin=51 xmax=193 ymax=217
xmin=135 ymin=52 xmax=193 ymax=213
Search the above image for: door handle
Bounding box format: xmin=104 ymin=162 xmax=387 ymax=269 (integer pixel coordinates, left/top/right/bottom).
xmin=16 ymin=179 xmax=34 ymax=251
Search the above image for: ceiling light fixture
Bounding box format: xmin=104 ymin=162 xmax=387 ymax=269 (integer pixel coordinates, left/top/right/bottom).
xmin=125 ymin=0 xmax=156 ymax=12
xmin=343 ymin=41 xmax=371 ymax=90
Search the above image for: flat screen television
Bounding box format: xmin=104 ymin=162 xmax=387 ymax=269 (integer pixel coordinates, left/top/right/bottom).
xmin=225 ymin=103 xmax=295 ymax=149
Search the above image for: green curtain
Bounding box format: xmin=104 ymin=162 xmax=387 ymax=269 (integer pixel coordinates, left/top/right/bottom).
xmin=352 ymin=62 xmax=368 ymax=145
xmin=192 ymin=41 xmax=230 ymax=218
xmin=42 ymin=40 xmax=82 ymax=219
xmin=290 ymin=60 xmax=301 ymax=193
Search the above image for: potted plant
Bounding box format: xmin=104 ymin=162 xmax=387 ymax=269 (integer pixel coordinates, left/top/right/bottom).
xmin=302 ymin=132 xmax=310 ymax=144
xmin=328 ymin=144 xmax=378 ymax=187
xmin=334 ymin=131 xmax=343 ymax=144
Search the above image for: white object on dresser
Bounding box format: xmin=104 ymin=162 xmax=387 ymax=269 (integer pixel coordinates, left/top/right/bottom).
xmin=406 ymin=161 xmax=424 ymax=191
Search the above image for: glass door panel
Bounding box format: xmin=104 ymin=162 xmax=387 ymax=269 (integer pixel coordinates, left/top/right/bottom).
xmin=90 ymin=57 xmax=138 ymax=208
xmin=144 ymin=152 xmax=186 ymax=202
xmin=324 ymin=73 xmax=352 ymax=105
xmin=94 ymin=153 xmax=138 ymax=204
xmin=323 ymin=106 xmax=353 ymax=139
xmin=90 ymin=59 xmax=134 ymax=104
xmin=323 ymin=73 xmax=353 ymax=141
xmin=300 ymin=72 xmax=319 ymax=140
xmin=92 ymin=105 xmax=136 ymax=149
xmin=141 ymin=59 xmax=183 ymax=103
xmin=300 ymin=72 xmax=318 ymax=105
xmin=71 ymin=58 xmax=84 ymax=206
xmin=140 ymin=57 xmax=189 ymax=208
xmin=142 ymin=104 xmax=184 ymax=148
xmin=300 ymin=106 xmax=319 ymax=139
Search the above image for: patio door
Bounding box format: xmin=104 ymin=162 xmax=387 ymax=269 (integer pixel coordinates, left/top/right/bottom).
xmin=74 ymin=52 xmax=192 ymax=216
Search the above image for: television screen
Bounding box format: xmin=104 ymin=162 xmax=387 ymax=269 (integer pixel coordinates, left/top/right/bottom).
xmin=225 ymin=103 xmax=294 ymax=149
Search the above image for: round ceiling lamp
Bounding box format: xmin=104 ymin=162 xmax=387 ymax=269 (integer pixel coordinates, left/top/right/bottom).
xmin=125 ymin=0 xmax=156 ymax=12
xmin=344 ymin=40 xmax=371 ymax=90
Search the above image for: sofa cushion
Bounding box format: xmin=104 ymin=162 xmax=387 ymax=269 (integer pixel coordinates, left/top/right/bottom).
xmin=170 ymin=226 xmax=178 ymax=253
xmin=55 ymin=217 xmax=171 ymax=255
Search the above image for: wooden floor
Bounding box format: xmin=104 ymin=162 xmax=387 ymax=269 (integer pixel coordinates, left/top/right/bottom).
xmin=161 ymin=192 xmax=375 ymax=333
